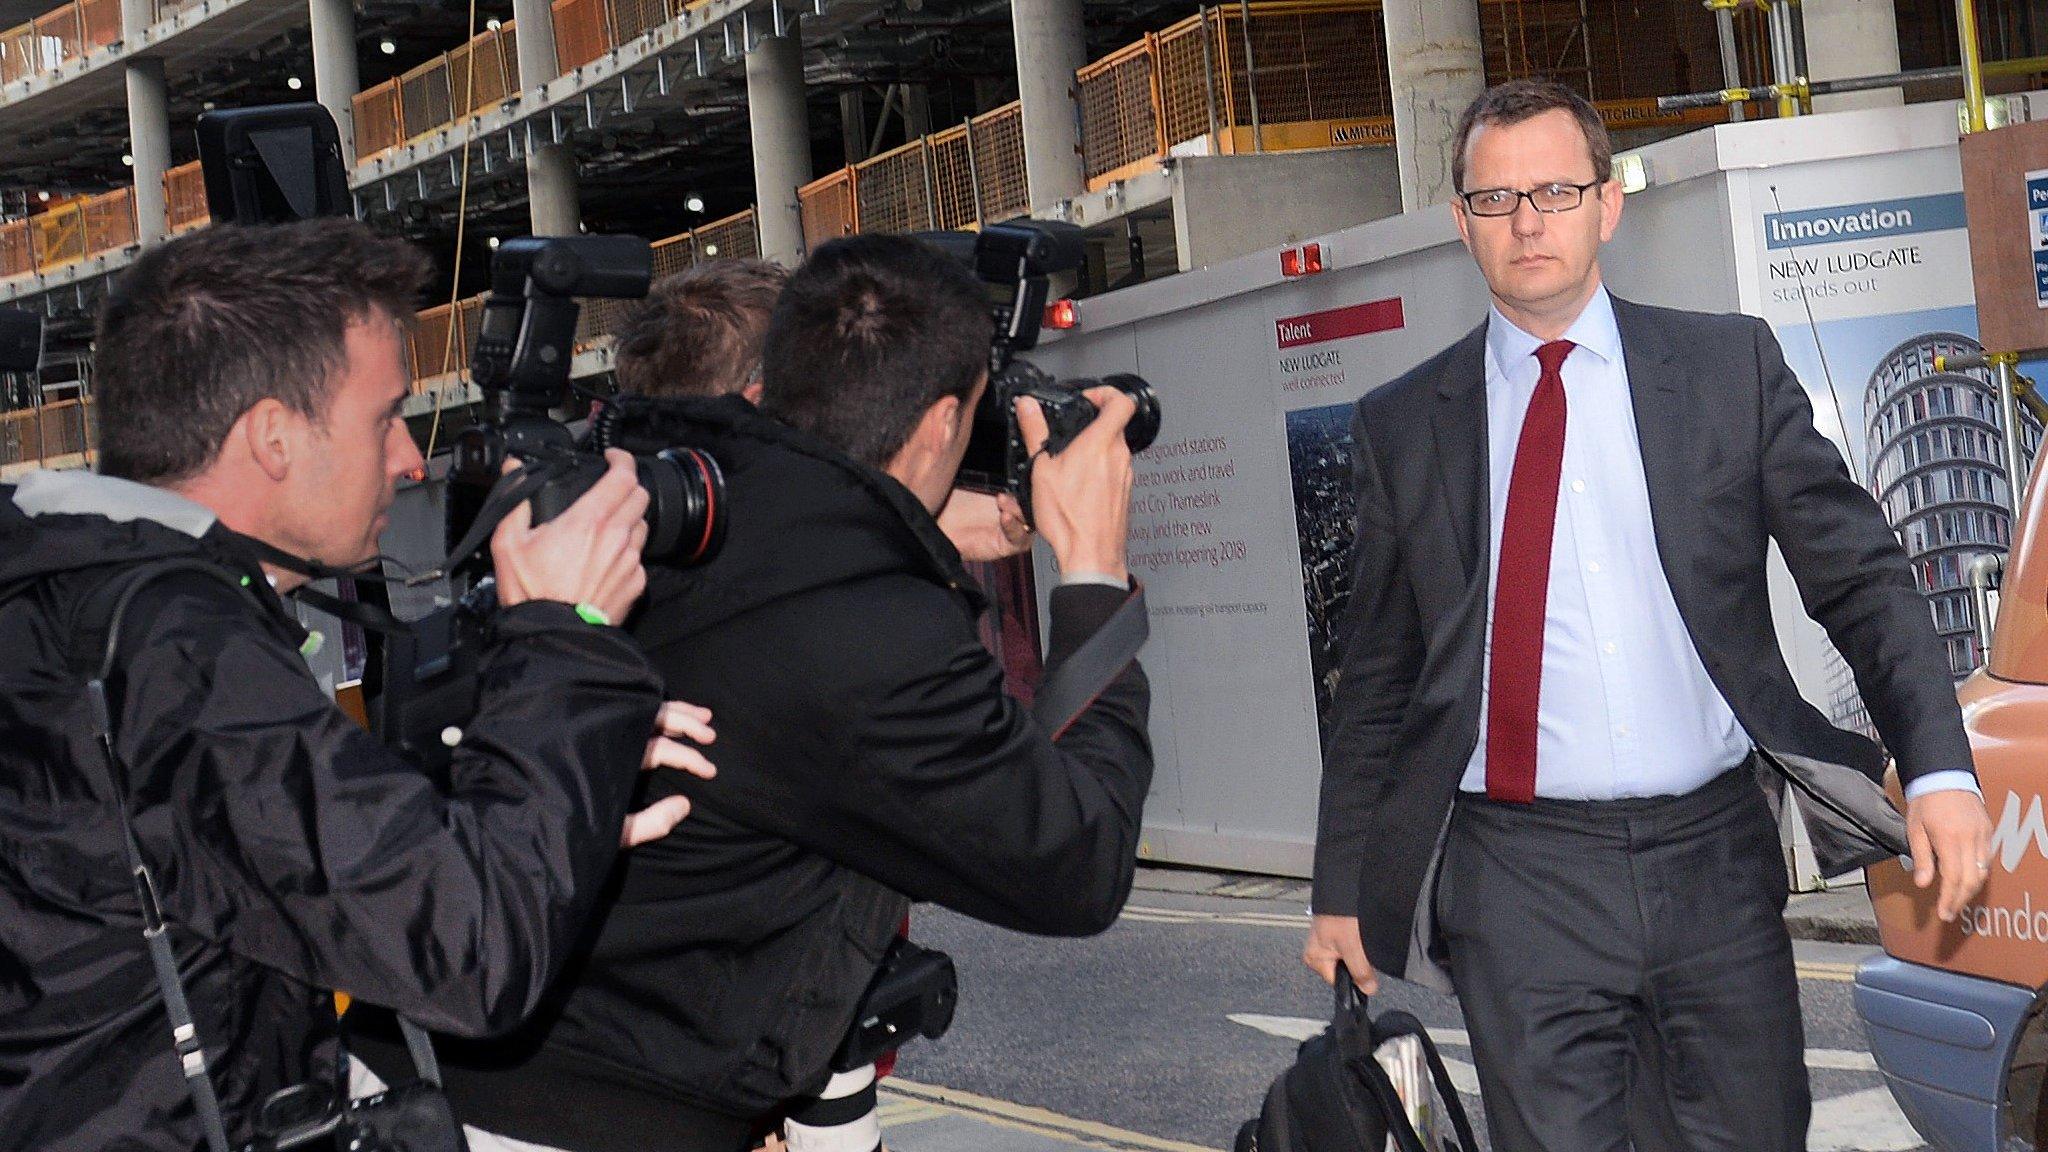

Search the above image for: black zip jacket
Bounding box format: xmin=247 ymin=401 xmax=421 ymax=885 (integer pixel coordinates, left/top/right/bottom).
xmin=389 ymin=396 xmax=1153 ymax=1147
xmin=0 ymin=470 xmax=664 ymax=1151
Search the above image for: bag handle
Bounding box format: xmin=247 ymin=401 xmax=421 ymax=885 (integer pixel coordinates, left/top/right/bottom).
xmin=1371 ymin=1009 xmax=1480 ymax=1152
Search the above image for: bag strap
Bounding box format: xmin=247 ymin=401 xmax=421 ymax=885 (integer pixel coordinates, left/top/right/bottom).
xmin=1347 ymin=1047 xmax=1431 ymax=1152
xmin=69 ymin=559 xmax=444 ymax=1150
xmin=1370 ymin=1009 xmax=1480 ymax=1152
xmin=1031 ymin=581 xmax=1147 ymax=738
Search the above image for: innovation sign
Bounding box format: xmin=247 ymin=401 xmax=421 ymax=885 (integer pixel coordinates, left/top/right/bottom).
xmin=1761 ymin=192 xmax=1966 ymax=249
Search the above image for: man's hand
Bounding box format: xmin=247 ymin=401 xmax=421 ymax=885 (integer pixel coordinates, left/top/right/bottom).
xmin=492 ymin=449 xmax=650 ymax=623
xmin=1303 ymin=914 xmax=1378 ymax=994
xmin=1907 ymin=788 xmax=1994 ymax=923
xmin=1017 ymin=387 xmax=1136 ymax=582
xmin=622 ymin=701 xmax=717 ymax=848
xmin=937 ymin=488 xmax=1033 ymax=562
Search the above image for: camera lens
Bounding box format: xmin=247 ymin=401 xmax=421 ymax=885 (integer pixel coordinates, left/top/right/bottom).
xmin=640 ymin=447 xmax=727 ymax=567
xmin=1101 ymin=373 xmax=1161 ymax=455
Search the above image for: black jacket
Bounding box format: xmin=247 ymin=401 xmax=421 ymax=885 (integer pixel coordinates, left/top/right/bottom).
xmin=0 ymin=470 xmax=664 ymax=1151
xmin=402 ymin=396 xmax=1153 ymax=1146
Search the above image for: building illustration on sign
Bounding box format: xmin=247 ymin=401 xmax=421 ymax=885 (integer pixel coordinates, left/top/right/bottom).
xmin=1863 ymin=331 xmax=2042 ymax=678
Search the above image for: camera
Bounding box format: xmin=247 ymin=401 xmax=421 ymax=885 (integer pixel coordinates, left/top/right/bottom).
xmin=249 ymin=1075 xmax=465 ymax=1152
xmin=448 ymin=235 xmax=727 ymax=568
xmin=917 ymin=221 xmax=1161 ymax=521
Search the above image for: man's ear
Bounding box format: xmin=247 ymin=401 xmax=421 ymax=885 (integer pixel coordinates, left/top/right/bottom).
xmin=237 ymin=398 xmax=296 ymax=482
xmin=919 ymin=393 xmax=963 ymax=451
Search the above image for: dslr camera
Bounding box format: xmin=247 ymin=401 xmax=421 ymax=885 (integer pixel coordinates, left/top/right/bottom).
xmin=447 ymin=235 xmax=728 ymax=568
xmin=918 ymin=221 xmax=1161 ymax=521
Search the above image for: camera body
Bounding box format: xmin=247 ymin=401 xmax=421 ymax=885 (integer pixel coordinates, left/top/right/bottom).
xmin=919 ymin=221 xmax=1161 ymax=517
xmin=448 ymin=235 xmax=726 ymax=570
xmin=250 ymin=1077 xmax=465 ymax=1152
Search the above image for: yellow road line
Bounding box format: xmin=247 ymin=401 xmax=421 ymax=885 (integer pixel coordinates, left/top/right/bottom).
xmin=881 ymin=1078 xmax=1223 ymax=1152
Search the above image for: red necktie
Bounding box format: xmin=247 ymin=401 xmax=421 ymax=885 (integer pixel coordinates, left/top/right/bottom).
xmin=1485 ymin=339 xmax=1575 ymax=803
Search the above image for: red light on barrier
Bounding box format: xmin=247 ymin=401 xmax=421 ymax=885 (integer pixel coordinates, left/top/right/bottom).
xmin=1044 ymin=298 xmax=1079 ymax=329
xmin=1281 ymin=243 xmax=1326 ymax=277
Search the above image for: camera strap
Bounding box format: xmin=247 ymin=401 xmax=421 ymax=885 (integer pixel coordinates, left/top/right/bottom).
xmin=1031 ymin=580 xmax=1148 ymax=739
xmin=72 ymin=559 xmax=446 ymax=1152
xmin=219 ymin=460 xmax=570 ymax=640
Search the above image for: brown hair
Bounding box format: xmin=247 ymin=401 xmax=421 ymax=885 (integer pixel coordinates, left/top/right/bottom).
xmin=612 ymin=259 xmax=789 ymax=399
xmin=94 ymin=218 xmax=430 ymax=484
xmin=1451 ymin=79 xmax=1613 ymax=194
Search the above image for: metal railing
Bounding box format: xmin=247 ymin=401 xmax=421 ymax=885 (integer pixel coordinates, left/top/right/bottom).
xmin=10 ymin=188 xmax=137 ymax=274
xmin=0 ymin=396 xmax=94 ymax=470
xmin=353 ymin=0 xmax=724 ymax=161
xmin=796 ymin=103 xmax=1028 ymax=251
xmin=0 ymin=0 xmax=119 ymax=86
xmin=163 ymin=160 xmax=209 ymax=234
xmin=355 ymin=20 xmax=521 ymax=160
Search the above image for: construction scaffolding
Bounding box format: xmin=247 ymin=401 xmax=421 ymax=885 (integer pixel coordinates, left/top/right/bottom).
xmin=163 ymin=160 xmax=209 ymax=234
xmin=0 ymin=0 xmax=118 ymax=87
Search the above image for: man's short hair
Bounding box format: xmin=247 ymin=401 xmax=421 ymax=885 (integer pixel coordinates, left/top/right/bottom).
xmin=94 ymin=218 xmax=430 ymax=484
xmin=613 ymin=259 xmax=789 ymax=398
xmin=1451 ymin=79 xmax=1614 ymax=193
xmin=759 ymin=235 xmax=993 ymax=469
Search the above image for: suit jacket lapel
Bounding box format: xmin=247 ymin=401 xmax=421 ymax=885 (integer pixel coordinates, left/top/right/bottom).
xmin=1429 ymin=324 xmax=1490 ymax=585
xmin=1612 ymin=298 xmax=1703 ymax=610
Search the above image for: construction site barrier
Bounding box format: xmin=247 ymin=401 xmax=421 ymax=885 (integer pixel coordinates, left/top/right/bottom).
xmin=0 ymin=0 xmax=119 ymax=86
xmin=163 ymin=160 xmax=209 ymax=234
xmin=1 ymin=397 xmax=94 ymax=470
xmin=11 ymin=189 xmax=136 ymax=275
xmin=353 ymin=20 xmax=521 ymax=160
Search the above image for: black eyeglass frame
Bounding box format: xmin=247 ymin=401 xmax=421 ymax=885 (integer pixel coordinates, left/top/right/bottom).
xmin=1456 ymin=180 xmax=1604 ymax=217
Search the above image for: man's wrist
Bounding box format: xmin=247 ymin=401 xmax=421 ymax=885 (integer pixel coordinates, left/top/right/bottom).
xmin=1060 ymin=570 xmax=1130 ymax=588
xmin=1903 ymin=769 xmax=1981 ymax=802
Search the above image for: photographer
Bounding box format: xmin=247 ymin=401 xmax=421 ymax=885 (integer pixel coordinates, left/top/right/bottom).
xmin=0 ymin=219 xmax=715 ymax=1151
xmin=409 ymin=234 xmax=1152 ymax=1151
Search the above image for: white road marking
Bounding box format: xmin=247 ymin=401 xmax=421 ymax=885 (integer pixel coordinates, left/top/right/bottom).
xmin=1807 ymin=1087 xmax=1924 ymax=1151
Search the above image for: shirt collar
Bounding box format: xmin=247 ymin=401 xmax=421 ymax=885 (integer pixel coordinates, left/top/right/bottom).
xmin=1485 ymin=284 xmax=1623 ymax=374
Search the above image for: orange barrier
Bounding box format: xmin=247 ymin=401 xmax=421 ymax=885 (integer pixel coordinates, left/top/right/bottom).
xmin=0 ymin=220 xmax=31 ymax=278
xmin=551 ymin=0 xmax=611 ymax=73
xmin=163 ymin=160 xmax=209 ymax=234
xmin=0 ymin=0 xmax=119 ymax=85
xmin=353 ymin=20 xmax=520 ymax=161
xmin=1 ymin=397 xmax=95 ymax=470
xmin=797 ymin=169 xmax=856 ymax=253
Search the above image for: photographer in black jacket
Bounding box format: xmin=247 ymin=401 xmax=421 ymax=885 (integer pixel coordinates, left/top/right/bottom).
xmin=412 ymin=234 xmax=1153 ymax=1150
xmin=0 ymin=220 xmax=716 ymax=1151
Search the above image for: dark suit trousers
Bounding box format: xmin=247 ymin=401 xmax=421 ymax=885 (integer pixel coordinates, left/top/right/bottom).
xmin=1437 ymin=764 xmax=1808 ymax=1152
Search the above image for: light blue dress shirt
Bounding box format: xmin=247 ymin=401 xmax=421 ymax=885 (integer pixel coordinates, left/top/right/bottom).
xmin=1456 ymin=287 xmax=1974 ymax=801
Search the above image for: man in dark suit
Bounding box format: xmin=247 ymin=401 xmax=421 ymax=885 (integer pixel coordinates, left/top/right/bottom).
xmin=1303 ymin=79 xmax=1994 ymax=1151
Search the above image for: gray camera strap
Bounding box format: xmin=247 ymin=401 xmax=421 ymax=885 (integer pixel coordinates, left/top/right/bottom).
xmin=1032 ymin=580 xmax=1148 ymax=738
xmin=74 ymin=560 xmax=444 ymax=1152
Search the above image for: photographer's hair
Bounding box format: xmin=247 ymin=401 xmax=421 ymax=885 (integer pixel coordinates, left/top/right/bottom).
xmin=759 ymin=235 xmax=994 ymax=469
xmin=613 ymin=259 xmax=789 ymax=398
xmin=1451 ymin=79 xmax=1613 ymax=193
xmin=94 ymin=218 xmax=430 ymax=485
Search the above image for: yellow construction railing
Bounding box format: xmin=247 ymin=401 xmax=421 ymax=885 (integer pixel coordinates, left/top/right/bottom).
xmin=164 ymin=160 xmax=210 ymax=234
xmin=16 ymin=188 xmax=136 ymax=274
xmin=0 ymin=0 xmax=119 ymax=86
xmin=354 ymin=19 xmax=521 ymax=160
xmin=1 ymin=397 xmax=95 ymax=472
xmin=797 ymin=103 xmax=1027 ymax=251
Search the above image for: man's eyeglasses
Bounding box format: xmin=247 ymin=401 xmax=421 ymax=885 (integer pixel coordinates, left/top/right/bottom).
xmin=1458 ymin=181 xmax=1602 ymax=217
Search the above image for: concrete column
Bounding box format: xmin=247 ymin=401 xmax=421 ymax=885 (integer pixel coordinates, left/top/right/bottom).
xmin=1804 ymin=0 xmax=1903 ymax=112
xmin=1382 ymin=0 xmax=1485 ymax=212
xmin=125 ymin=55 xmax=170 ymax=244
xmin=309 ymin=0 xmax=362 ymax=166
xmin=1011 ymin=0 xmax=1086 ymax=212
xmin=747 ymin=34 xmax=812 ymax=267
xmin=509 ymin=0 xmax=579 ymax=235
xmin=526 ymin=142 xmax=581 ymax=235
xmin=511 ymin=0 xmax=559 ymax=88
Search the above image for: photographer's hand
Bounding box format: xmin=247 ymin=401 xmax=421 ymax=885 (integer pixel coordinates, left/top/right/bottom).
xmin=938 ymin=489 xmax=1033 ymax=562
xmin=1018 ymin=387 xmax=1136 ymax=583
xmin=622 ymin=701 xmax=717 ymax=847
xmin=492 ymin=449 xmax=650 ymax=622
